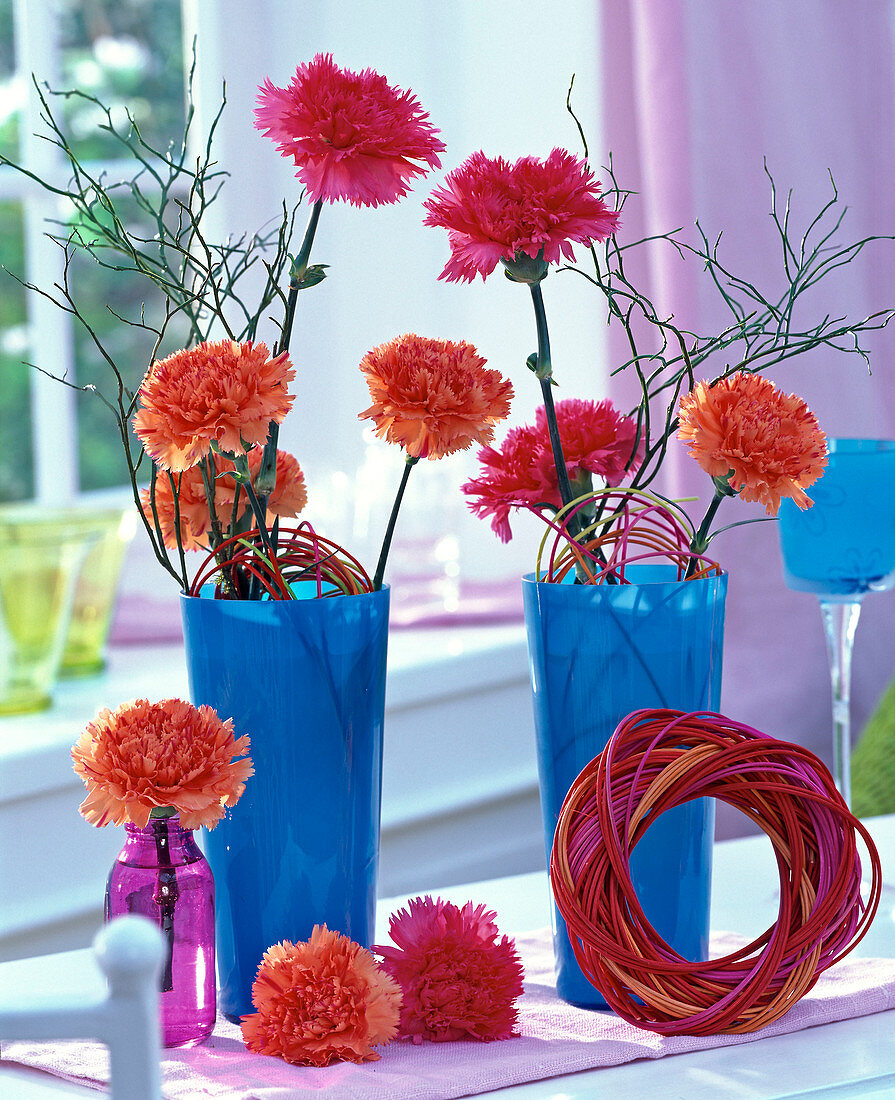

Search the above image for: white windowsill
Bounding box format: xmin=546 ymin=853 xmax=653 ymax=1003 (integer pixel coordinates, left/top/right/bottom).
xmin=0 ymin=622 xmax=542 ymax=955
xmin=0 ymin=622 xmax=532 ymax=818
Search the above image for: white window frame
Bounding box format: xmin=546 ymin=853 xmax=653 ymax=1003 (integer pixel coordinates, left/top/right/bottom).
xmin=9 ymin=0 xmax=78 ymax=506
xmin=5 ymin=0 xmax=189 ymax=508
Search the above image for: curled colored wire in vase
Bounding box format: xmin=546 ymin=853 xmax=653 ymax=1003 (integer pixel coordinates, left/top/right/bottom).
xmin=550 ymin=708 xmax=882 ymax=1035
xmin=534 ymin=488 xmax=721 ymax=584
xmin=187 ymin=523 xmax=373 ymax=599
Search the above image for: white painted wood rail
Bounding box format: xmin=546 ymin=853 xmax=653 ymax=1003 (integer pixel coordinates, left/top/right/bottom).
xmin=0 ymin=916 xmax=163 ymax=1100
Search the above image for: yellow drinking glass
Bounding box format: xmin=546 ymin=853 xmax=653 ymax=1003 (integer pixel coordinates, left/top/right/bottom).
xmin=60 ymin=508 xmax=137 ymax=677
xmin=0 ymin=507 xmax=97 ymax=715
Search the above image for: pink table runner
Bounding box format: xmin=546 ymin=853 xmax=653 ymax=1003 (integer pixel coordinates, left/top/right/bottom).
xmin=4 ymin=929 xmax=895 ymax=1099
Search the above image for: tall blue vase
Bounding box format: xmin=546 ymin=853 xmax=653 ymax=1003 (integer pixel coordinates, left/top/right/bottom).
xmin=180 ymin=585 xmax=389 ymax=1021
xmin=522 ymin=565 xmax=727 ymax=1008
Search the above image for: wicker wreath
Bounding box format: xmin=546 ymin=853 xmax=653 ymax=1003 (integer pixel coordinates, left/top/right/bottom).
xmin=550 ymin=708 xmax=881 ymax=1035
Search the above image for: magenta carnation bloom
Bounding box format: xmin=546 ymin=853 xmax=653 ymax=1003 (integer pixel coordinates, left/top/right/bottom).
xmin=538 ymin=397 xmax=644 ymax=487
xmin=463 ymin=398 xmax=642 ymax=542
xmin=375 ymin=896 xmax=524 ymax=1043
xmin=423 ymin=148 xmax=620 ymax=282
xmin=255 ymin=54 xmax=445 ymax=208
xmin=463 ymin=423 xmax=549 ymax=543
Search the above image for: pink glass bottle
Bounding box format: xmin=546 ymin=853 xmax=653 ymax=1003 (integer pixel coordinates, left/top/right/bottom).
xmin=105 ymin=813 xmax=215 ymax=1047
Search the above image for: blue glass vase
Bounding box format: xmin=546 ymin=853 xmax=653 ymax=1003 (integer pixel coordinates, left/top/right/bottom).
xmin=180 ymin=585 xmax=389 ymax=1020
xmin=522 ymin=565 xmax=727 ymax=1008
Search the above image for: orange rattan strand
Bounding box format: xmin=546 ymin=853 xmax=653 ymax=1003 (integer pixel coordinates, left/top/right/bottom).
xmin=550 ymin=708 xmax=882 ymax=1035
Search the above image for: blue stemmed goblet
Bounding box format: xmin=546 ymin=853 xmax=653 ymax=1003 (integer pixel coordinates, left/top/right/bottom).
xmin=778 ymin=438 xmax=895 ymax=806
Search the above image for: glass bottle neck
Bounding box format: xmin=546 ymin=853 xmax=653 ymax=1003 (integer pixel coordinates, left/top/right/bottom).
xmin=121 ymin=814 xmax=202 ymax=865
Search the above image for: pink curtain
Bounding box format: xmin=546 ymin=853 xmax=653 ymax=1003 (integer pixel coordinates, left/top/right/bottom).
xmin=600 ymin=0 xmax=895 ymax=830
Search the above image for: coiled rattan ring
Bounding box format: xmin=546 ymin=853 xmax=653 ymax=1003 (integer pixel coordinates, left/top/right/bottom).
xmin=550 ymin=708 xmax=881 ymax=1035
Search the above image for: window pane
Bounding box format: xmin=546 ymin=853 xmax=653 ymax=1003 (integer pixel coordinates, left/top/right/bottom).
xmin=59 ymin=0 xmax=185 ymax=163
xmin=0 ymin=200 xmax=34 ymax=501
xmin=70 ymin=194 xmax=191 ymax=491
xmin=53 ymin=0 xmax=187 ymax=491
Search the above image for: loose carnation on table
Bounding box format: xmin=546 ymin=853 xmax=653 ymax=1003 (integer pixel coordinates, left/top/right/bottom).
xmin=241 ymin=926 xmax=402 ymax=1067
xmin=375 ymin=896 xmax=525 ymax=1044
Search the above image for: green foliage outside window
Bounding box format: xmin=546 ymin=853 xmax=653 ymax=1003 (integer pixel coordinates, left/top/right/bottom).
xmin=0 ymin=0 xmax=185 ymax=499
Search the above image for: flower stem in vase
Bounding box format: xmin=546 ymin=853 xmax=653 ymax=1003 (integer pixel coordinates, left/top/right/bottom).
xmin=151 ymin=814 xmax=179 ymax=993
xmin=528 ymin=284 xmax=578 ymax=530
xmin=373 ymin=454 xmax=420 ymax=591
xmin=685 ymin=479 xmax=733 ymax=578
xmin=255 ymin=199 xmax=325 ymax=519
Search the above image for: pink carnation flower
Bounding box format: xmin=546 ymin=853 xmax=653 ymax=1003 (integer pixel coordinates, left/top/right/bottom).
xmin=463 ymin=398 xmax=643 ymax=542
xmin=423 ymin=148 xmax=620 ymax=282
xmin=537 ymin=397 xmax=644 ymax=487
xmin=463 ymin=423 xmax=548 ymax=543
xmin=375 ymin=896 xmax=524 ymax=1043
xmin=255 ymin=54 xmax=445 ymax=208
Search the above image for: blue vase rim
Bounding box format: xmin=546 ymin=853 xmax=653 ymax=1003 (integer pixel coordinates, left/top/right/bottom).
xmin=180 ymin=583 xmax=389 ymax=604
xmin=826 ymin=438 xmax=895 ymax=453
xmin=521 ymin=567 xmax=727 ymax=588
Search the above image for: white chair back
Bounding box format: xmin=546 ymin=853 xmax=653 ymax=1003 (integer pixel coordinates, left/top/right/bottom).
xmin=0 ymin=915 xmax=163 ymax=1100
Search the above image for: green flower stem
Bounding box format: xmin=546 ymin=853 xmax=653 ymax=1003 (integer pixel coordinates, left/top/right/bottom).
xmin=291 ymin=200 xmax=324 ymax=299
xmin=256 ymin=198 xmax=324 ymax=505
xmin=685 ymin=481 xmax=731 ymax=578
xmin=236 ymin=466 xmax=276 ymax=553
xmin=165 ymin=471 xmax=189 ymax=592
xmin=146 ymin=466 xmax=188 ymax=591
xmin=230 ymin=453 xmax=279 ymax=599
xmin=151 ymin=816 xmax=177 ymax=993
xmin=373 ymin=454 xmax=420 ymax=591
xmin=530 ymin=283 xmax=579 ymax=541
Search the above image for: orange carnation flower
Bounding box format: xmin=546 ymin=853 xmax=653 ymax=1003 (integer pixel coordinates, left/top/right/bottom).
xmin=677 ymin=372 xmax=827 ymax=515
xmin=241 ymin=926 xmax=402 ymax=1067
xmin=139 ymin=464 xmax=213 ymax=553
xmin=358 ymin=333 xmax=513 ymax=459
xmin=140 ymin=449 xmax=308 ymax=552
xmin=222 ymin=447 xmax=308 ymax=524
xmin=72 ymin=698 xmax=253 ymax=829
xmin=133 ymin=340 xmax=295 ymax=472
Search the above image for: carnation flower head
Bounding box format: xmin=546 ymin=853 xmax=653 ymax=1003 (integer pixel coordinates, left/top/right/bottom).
xmin=358 ymin=333 xmax=513 ymax=459
xmin=255 ymin=53 xmax=445 ymax=208
xmin=463 ymin=423 xmax=549 ymax=543
xmin=375 ymin=896 xmax=524 ymax=1043
xmin=463 ymin=398 xmax=642 ymax=541
xmin=133 ymin=340 xmax=295 ymax=473
xmin=423 ymin=148 xmax=620 ymax=283
xmin=677 ymin=372 xmax=827 ymax=515
xmin=241 ymin=926 xmax=402 ymax=1067
xmin=537 ymin=397 xmax=644 ymax=487
xmin=72 ymin=698 xmax=253 ymax=829
xmin=139 ymin=449 xmax=307 ymax=552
